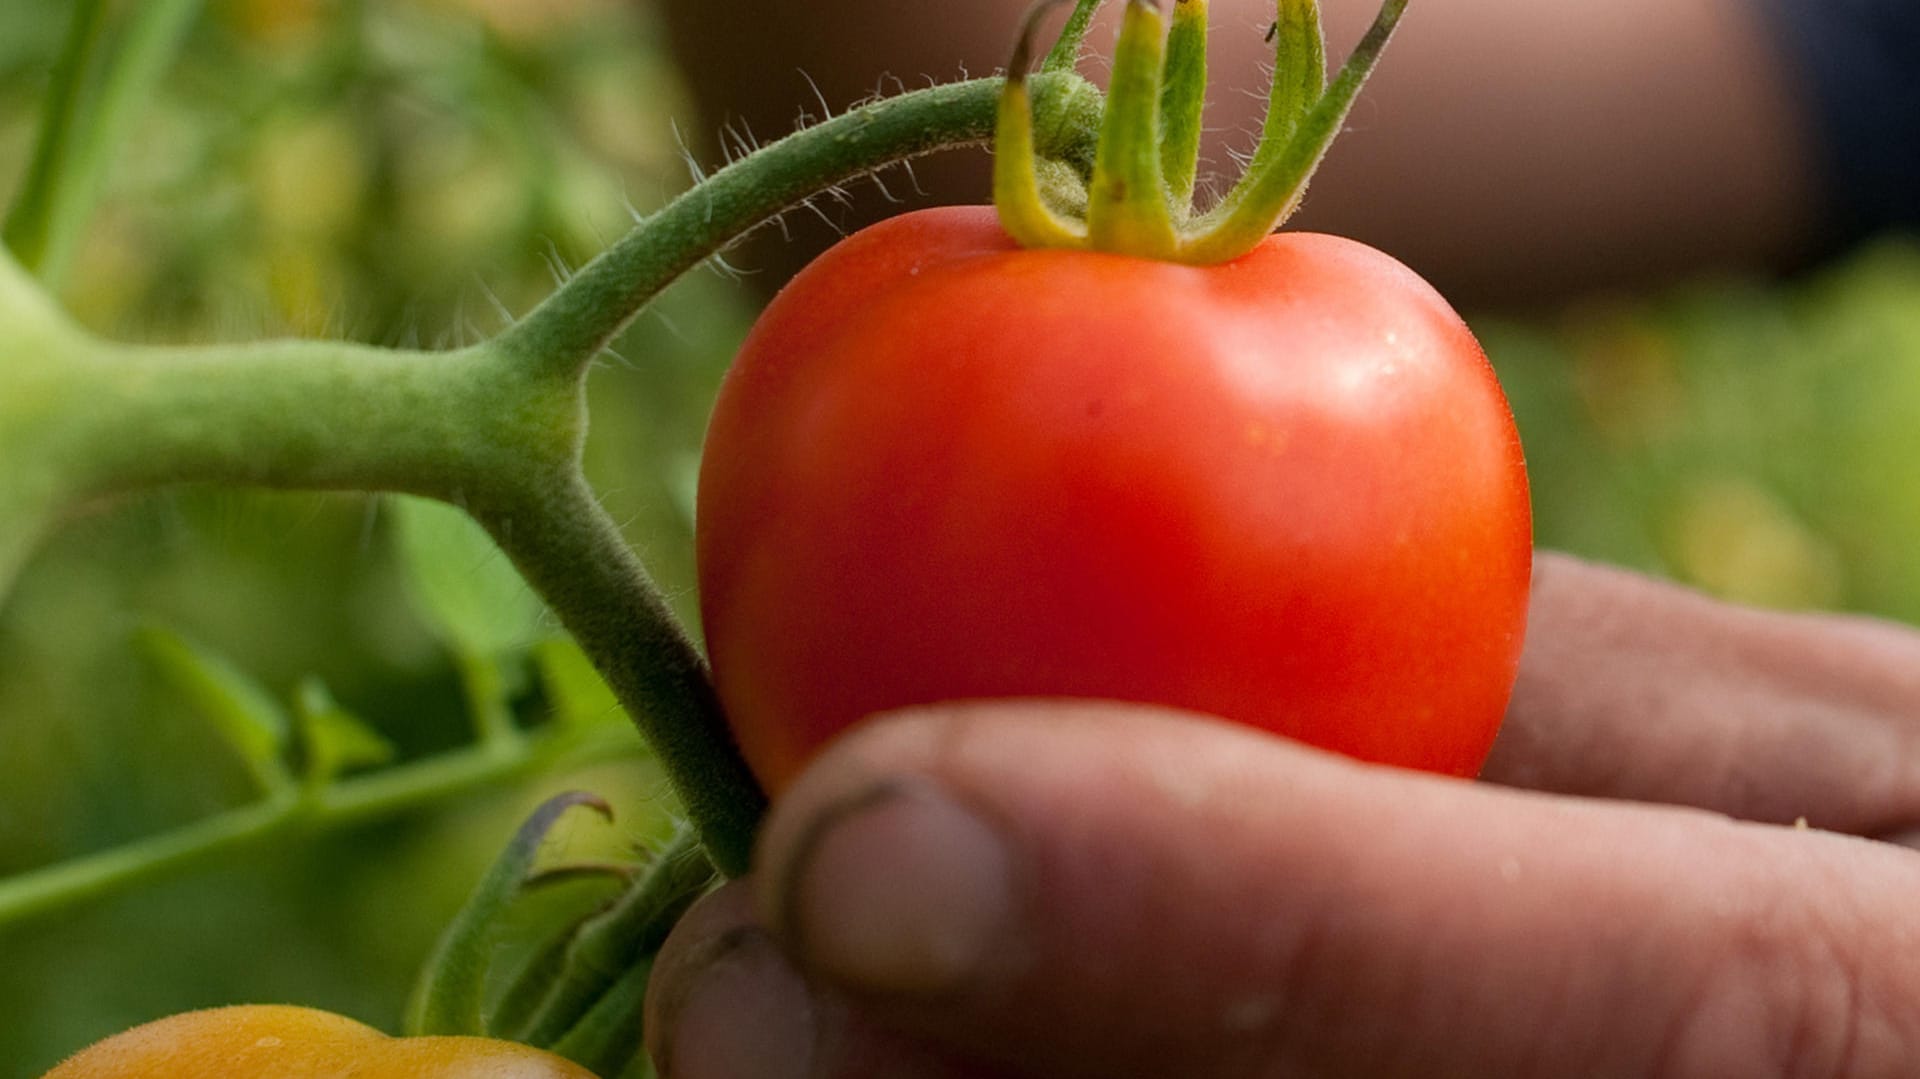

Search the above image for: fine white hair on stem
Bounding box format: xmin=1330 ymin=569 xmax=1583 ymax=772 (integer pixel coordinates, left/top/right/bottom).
xmin=668 ymin=119 xmax=718 ymax=226
xmin=541 ymin=238 xmax=576 ymax=289
xmin=473 ymin=275 xmax=517 ymax=331
xmin=592 ymin=342 xmax=635 ymax=371
xmin=797 ymin=68 xmax=836 ymax=129
xmin=868 ymin=167 xmax=905 ymax=204
xmin=798 ymin=194 xmax=847 ymax=235
xmin=705 ymin=251 xmax=750 ymax=281
xmin=646 ymin=305 xmax=691 ymax=349
xmin=896 ymin=158 xmax=931 ymax=198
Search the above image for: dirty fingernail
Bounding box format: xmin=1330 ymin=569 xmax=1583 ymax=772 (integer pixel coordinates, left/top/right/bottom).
xmin=771 ymin=780 xmax=1014 ymax=997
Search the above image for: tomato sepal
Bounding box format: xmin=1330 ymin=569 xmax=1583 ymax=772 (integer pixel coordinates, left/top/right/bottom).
xmin=408 ymin=791 xmax=614 ymax=1038
xmin=995 ymin=0 xmax=1412 ymax=264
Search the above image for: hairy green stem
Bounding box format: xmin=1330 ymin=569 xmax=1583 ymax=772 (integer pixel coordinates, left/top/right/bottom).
xmin=1 ymin=66 xmax=1111 ymax=896
xmin=5 ymin=328 xmax=760 ymax=870
xmin=44 ymin=341 xmax=564 ymax=504
xmin=477 ymin=474 xmax=761 ymax=877
xmin=498 ymin=72 xmax=1103 ymax=377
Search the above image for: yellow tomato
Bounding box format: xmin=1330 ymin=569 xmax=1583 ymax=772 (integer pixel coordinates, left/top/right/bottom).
xmin=43 ymin=1005 xmax=599 ymax=1078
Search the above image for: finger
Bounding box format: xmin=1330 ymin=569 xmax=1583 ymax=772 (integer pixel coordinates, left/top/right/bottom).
xmin=1488 ymin=551 xmax=1920 ymax=837
xmin=753 ymin=700 xmax=1920 ymax=1079
xmin=647 ymin=880 xmax=1012 ymax=1079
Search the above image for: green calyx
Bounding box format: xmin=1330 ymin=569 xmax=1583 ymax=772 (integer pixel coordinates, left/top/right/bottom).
xmin=996 ymin=0 xmax=1409 ymax=264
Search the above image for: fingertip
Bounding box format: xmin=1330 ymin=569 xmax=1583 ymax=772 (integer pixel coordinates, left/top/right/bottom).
xmin=645 ymin=882 xmax=816 ymax=1079
xmin=645 ymin=870 xmax=1018 ymax=1079
xmin=761 ymin=775 xmax=1020 ymax=999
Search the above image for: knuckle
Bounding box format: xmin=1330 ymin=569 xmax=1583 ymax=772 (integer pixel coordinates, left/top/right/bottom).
xmin=1652 ymin=876 xmax=1885 ymax=1079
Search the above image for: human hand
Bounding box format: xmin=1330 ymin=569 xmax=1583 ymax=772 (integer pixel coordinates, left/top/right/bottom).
xmin=644 ymin=552 xmax=1920 ymax=1077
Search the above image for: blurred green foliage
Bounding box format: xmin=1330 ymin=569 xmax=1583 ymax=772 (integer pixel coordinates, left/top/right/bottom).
xmin=0 ymin=0 xmax=745 ymax=1073
xmin=2 ymin=0 xmax=1919 ymax=1075
xmin=1491 ymin=241 xmax=1920 ymax=621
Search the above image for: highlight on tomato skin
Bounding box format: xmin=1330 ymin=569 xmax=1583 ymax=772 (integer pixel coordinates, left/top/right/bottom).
xmin=695 ymin=205 xmax=1533 ymax=795
xmin=40 ymin=1004 xmax=601 ymax=1079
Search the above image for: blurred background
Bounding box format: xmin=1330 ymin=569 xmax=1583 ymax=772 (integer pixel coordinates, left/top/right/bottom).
xmin=0 ymin=1 xmax=744 ymax=1072
xmin=1 ymin=0 xmax=1917 ymax=1074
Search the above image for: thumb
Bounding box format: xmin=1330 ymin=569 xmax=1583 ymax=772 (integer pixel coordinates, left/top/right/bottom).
xmin=723 ymin=699 xmax=1920 ymax=1078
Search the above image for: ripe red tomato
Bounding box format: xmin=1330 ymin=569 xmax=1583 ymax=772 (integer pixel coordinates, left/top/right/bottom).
xmin=698 ymin=205 xmax=1531 ymax=791
xmin=41 ymin=1005 xmax=598 ymax=1078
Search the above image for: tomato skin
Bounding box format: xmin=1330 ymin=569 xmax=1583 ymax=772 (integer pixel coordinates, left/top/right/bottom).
xmin=698 ymin=205 xmax=1531 ymax=790
xmin=41 ymin=1005 xmax=599 ymax=1078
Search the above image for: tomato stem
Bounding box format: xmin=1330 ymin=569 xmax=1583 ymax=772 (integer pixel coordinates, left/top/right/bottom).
xmin=992 ymin=0 xmax=1410 ymax=264
xmin=501 ymin=71 xmax=1103 ymax=379
xmin=0 ymin=19 xmax=1113 ymax=928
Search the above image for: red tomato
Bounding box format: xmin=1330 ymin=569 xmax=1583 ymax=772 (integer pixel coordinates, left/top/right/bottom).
xmin=698 ymin=205 xmax=1531 ymax=790
xmin=41 ymin=1005 xmax=598 ymax=1078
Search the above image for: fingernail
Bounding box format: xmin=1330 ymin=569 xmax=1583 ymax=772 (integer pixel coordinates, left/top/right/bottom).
xmin=657 ymin=926 xmax=815 ymax=1079
xmin=770 ymin=779 xmax=1014 ymax=997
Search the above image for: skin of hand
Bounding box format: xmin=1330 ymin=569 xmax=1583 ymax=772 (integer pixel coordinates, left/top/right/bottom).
xmin=644 ymin=552 xmax=1920 ymax=1078
xmin=657 ymin=0 xmax=1822 ymax=305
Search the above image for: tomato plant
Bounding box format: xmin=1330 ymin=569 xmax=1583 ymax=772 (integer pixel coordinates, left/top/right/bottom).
xmin=3 ymin=0 xmax=1533 ymax=1071
xmin=697 ymin=0 xmax=1530 ymax=790
xmin=39 ymin=1006 xmax=599 ymax=1079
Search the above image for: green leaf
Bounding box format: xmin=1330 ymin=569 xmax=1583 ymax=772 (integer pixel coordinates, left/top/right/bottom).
xmin=1256 ymin=0 xmax=1328 ymax=167
xmin=293 ymin=677 xmax=395 ymax=785
xmin=136 ymin=624 xmax=293 ymax=793
xmin=1084 ymin=0 xmax=1178 ymax=256
xmin=533 ymin=638 xmax=628 ymax=732
xmin=1042 ymin=0 xmax=1109 ymax=74
xmin=516 ymin=826 xmax=715 ymax=1047
xmin=3 ymin=0 xmax=109 ymax=275
xmin=1158 ymin=0 xmax=1211 ymax=211
xmin=546 ymin=954 xmax=655 ymax=1077
xmin=486 ymin=869 xmax=629 ymax=1039
xmin=407 ymin=791 xmax=614 ymax=1037
xmin=392 ymin=494 xmax=548 ymax=660
xmin=5 ymin=0 xmax=204 ymax=286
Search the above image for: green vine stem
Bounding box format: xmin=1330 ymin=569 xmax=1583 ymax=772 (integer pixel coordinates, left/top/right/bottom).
xmin=0 ymin=722 xmax=640 ymax=929
xmin=473 ymin=473 xmax=764 ymax=877
xmin=497 ymin=71 xmax=1103 ymax=374
xmin=0 ymin=65 xmax=1109 ymax=880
